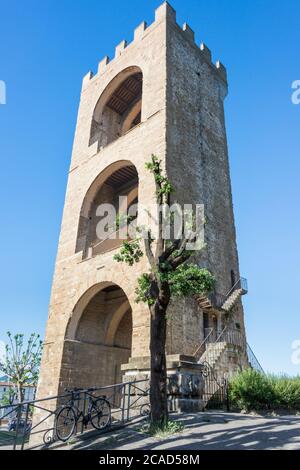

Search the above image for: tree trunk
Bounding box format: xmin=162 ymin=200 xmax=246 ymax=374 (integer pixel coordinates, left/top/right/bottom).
xmin=150 ymin=300 xmax=168 ymax=426
xmin=17 ymin=383 xmax=24 ymax=403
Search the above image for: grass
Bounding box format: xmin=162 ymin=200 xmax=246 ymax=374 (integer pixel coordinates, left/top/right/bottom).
xmin=139 ymin=419 xmax=184 ymax=439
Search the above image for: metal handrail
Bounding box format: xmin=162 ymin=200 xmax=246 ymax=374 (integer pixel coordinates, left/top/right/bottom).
xmin=223 ymin=277 xmax=248 ymax=300
xmin=247 ymin=343 xmax=264 ymax=374
xmin=193 ymin=327 xmax=214 ymax=358
xmin=194 ymin=326 xmax=247 ymax=363
xmin=215 ymin=326 xmax=227 ymax=343
xmin=217 ymin=326 xmax=246 ymax=349
xmin=0 ymin=378 xmax=147 ymax=409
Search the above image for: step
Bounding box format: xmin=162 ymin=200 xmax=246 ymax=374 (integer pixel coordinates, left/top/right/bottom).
xmin=221 ymin=289 xmax=243 ymax=312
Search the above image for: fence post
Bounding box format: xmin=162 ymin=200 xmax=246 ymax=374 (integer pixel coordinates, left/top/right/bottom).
xmin=13 ymin=404 xmax=22 ymax=450
xmin=80 ymin=391 xmax=87 ymax=435
xmin=121 ymin=384 xmax=125 ymax=423
xmin=20 ymin=403 xmax=30 ymax=450
xmin=127 ymin=382 xmax=131 ymax=422
xmin=226 ymin=381 xmax=230 ymax=412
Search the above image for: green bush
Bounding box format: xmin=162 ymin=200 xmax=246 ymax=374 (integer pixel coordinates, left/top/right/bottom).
xmin=270 ymin=375 xmax=300 ymax=410
xmin=229 ymin=369 xmax=275 ymax=411
xmin=229 ymin=369 xmax=300 ymax=412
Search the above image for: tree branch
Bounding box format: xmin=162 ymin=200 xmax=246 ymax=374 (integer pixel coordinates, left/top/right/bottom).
xmin=159 ymin=239 xmax=181 ymax=263
xmin=169 ymin=231 xmax=195 ymax=269
xmin=143 ymin=230 xmax=157 ymax=273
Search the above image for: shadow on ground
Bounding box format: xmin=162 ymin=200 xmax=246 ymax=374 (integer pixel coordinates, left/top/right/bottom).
xmin=54 ymin=412 xmax=300 ymax=451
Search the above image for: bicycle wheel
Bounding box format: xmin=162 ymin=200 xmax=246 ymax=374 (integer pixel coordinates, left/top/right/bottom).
xmin=90 ymin=398 xmax=111 ymax=430
xmin=55 ymin=406 xmax=77 ymax=442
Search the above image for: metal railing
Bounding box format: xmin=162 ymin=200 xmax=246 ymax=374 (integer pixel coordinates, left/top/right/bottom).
xmin=222 ymin=278 xmax=248 ymax=304
xmin=193 ymin=327 xmax=214 ymax=361
xmin=247 ymin=343 xmax=265 ymax=374
xmin=216 ymin=326 xmax=246 ymax=350
xmin=203 ymin=278 xmax=248 ymax=311
xmin=0 ymin=379 xmax=150 ymax=451
xmin=194 ymin=326 xmax=247 ymax=363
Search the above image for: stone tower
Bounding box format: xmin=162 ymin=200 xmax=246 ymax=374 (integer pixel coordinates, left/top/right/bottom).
xmin=36 ymin=2 xmax=248 ymax=404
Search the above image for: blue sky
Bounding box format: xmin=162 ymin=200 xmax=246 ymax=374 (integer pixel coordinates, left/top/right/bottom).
xmin=0 ymin=0 xmax=299 ymax=374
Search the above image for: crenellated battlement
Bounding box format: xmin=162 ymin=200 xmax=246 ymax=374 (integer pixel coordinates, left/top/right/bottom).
xmin=82 ymin=1 xmax=227 ymax=90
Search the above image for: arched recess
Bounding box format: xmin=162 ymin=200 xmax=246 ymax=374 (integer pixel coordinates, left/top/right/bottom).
xmin=75 ymin=160 xmax=139 ymax=259
xmin=90 ymin=66 xmax=143 ymax=149
xmin=63 ymin=283 xmax=133 ymax=390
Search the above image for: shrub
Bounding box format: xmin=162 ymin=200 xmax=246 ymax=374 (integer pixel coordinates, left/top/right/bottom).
xmin=229 ymin=369 xmax=275 ymax=411
xmin=270 ymin=375 xmax=300 ymax=410
xmin=229 ymin=369 xmax=300 ymax=412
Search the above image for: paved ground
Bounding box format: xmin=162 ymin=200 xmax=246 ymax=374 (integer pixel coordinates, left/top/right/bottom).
xmin=55 ymin=412 xmax=300 ymax=451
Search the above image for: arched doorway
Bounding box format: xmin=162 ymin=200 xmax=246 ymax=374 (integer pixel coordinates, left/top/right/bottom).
xmin=75 ymin=161 xmax=139 ymax=259
xmin=63 ymin=283 xmax=133 ymax=390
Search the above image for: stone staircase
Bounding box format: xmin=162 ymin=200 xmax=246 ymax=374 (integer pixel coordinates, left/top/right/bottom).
xmin=195 ymin=327 xmax=248 ymax=409
xmin=200 ymin=341 xmax=227 ymax=369
xmin=220 ymin=288 xmax=244 ymax=312
xmin=193 ymin=278 xmax=249 ymax=409
xmin=196 ymin=277 xmax=248 ymax=313
xmin=196 ymin=296 xmax=214 ymax=311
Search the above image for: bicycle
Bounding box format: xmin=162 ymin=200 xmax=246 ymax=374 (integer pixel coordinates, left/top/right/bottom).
xmin=55 ymin=388 xmax=111 ymax=442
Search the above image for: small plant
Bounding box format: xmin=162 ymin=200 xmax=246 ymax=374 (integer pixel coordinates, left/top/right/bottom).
xmin=140 ymin=420 xmax=184 ymax=439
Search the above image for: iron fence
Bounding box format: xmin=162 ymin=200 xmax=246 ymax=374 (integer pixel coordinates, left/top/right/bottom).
xmin=0 ymin=379 xmax=150 ymax=450
xmin=0 ymin=366 xmax=232 ymax=451
xmin=200 ymin=361 xmax=230 ymax=411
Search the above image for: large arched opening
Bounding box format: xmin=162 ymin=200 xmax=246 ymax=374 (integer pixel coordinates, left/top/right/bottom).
xmin=90 ymin=66 xmax=143 ymax=149
xmin=63 ymin=283 xmax=133 ymax=390
xmin=76 ymin=161 xmax=139 ymax=259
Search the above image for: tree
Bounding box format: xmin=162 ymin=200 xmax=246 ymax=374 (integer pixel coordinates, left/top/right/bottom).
xmin=114 ymin=155 xmax=215 ymax=426
xmin=0 ymin=332 xmax=42 ymax=403
xmin=1 ymin=387 xmax=17 ymax=407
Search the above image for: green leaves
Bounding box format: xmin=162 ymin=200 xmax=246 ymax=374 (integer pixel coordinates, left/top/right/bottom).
xmin=113 ymin=239 xmax=144 ymax=266
xmin=145 ymin=155 xmax=174 ymax=197
xmin=0 ymin=332 xmax=43 ymax=402
xmin=135 ymin=273 xmax=156 ymax=306
xmin=134 ymin=265 xmax=215 ymax=306
xmin=168 ymin=264 xmax=215 ymax=298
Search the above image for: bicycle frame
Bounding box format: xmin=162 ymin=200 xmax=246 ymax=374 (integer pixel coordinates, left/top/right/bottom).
xmin=66 ymin=390 xmax=96 ymax=429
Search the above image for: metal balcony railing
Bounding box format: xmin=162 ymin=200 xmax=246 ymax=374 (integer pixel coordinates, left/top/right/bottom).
xmin=216 ymin=326 xmax=246 ymax=350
